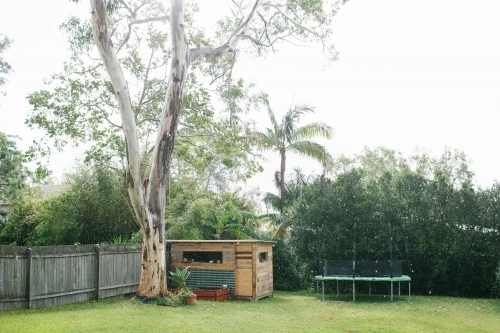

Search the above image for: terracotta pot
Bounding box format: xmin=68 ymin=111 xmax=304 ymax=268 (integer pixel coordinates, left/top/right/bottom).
xmin=183 ymin=295 xmax=197 ymax=305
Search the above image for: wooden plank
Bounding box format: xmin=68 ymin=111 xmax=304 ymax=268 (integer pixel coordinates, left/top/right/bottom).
xmin=252 ymin=243 xmax=257 ymax=299
xmin=171 ymin=243 xmax=202 ymax=250
xmin=31 ymin=288 xmax=95 ymax=300
xmin=27 ymin=248 xmax=32 ymax=309
xmin=235 ymin=270 xmax=252 ymax=296
xmin=22 ymin=252 xmax=95 ymax=259
xmin=236 ymin=244 xmax=251 ymax=252
xmin=200 ymin=243 xmax=225 ymax=250
xmin=100 ymin=282 xmax=139 ymax=291
xmin=171 ymin=262 xmax=234 ymax=270
xmin=257 ymin=272 xmax=271 ymax=280
xmin=96 ymin=245 xmax=101 ymax=300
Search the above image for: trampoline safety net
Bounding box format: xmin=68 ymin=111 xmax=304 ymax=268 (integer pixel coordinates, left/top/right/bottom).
xmin=323 ymin=260 xmax=403 ymax=277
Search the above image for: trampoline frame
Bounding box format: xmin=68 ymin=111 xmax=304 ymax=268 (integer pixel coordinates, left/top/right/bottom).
xmin=315 ymin=274 xmax=411 ymax=302
xmin=316 ymin=223 xmax=412 ymax=302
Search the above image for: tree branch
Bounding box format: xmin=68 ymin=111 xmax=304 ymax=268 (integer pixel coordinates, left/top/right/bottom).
xmin=189 ymin=0 xmax=261 ymax=62
xmin=117 ymin=15 xmax=170 ymax=53
xmin=265 ymin=4 xmax=334 ymax=57
xmin=104 ymin=116 xmax=123 ymax=129
xmin=90 ymin=0 xmax=147 ymax=227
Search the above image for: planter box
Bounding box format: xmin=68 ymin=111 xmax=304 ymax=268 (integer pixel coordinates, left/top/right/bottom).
xmin=192 ymin=288 xmax=231 ymax=301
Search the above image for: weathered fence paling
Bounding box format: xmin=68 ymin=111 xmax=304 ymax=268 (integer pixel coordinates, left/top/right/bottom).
xmin=0 ymin=244 xmax=141 ymax=311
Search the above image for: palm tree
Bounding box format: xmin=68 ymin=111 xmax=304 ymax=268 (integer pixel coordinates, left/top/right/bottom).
xmin=256 ymin=96 xmax=333 ymax=213
xmin=264 ymin=168 xmax=313 ymax=212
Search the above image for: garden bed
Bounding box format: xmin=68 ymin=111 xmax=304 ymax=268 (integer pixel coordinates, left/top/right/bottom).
xmin=192 ymin=287 xmax=231 ymax=301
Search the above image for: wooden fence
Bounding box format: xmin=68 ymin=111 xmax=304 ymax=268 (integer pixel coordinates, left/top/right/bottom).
xmin=0 ymin=244 xmax=142 ymax=311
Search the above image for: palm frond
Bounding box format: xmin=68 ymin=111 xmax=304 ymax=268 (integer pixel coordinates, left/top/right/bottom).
xmin=288 ymin=141 xmax=332 ymax=166
xmin=259 ymin=93 xmax=280 ymax=135
xmin=282 ymin=104 xmax=314 ymax=143
xmin=293 ymin=122 xmax=333 ymax=141
xmin=225 ymin=224 xmax=261 ymax=240
xmin=263 ymin=191 xmax=281 ymax=211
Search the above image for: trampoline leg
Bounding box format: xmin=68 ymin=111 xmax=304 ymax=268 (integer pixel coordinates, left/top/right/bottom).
xmin=322 ymin=281 xmax=325 ymax=301
xmin=337 ymin=280 xmax=339 ymax=297
xmin=399 ymin=281 xmax=401 ymax=296
xmin=316 ymin=280 xmax=319 ymax=296
xmin=391 ymin=281 xmax=393 ymax=302
xmin=409 ymin=282 xmax=411 ymax=302
xmin=352 ymin=281 xmax=355 ymax=302
xmin=369 ymin=281 xmax=371 ymax=295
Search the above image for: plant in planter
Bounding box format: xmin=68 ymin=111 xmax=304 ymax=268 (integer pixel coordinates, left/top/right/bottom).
xmin=180 ymin=288 xmax=197 ymax=305
xmin=155 ymin=291 xmax=183 ymax=307
xmin=169 ymin=266 xmax=196 ymax=305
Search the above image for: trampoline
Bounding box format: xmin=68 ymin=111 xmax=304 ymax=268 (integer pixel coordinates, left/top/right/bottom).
xmin=315 ymin=223 xmax=412 ymax=302
xmin=315 ymin=260 xmax=411 ymax=302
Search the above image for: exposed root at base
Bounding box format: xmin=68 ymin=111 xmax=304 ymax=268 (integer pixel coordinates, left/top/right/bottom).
xmin=136 ymin=294 xmax=164 ymax=304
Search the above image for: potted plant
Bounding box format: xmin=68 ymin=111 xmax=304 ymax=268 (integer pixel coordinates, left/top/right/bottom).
xmin=180 ymin=288 xmax=197 ymax=305
xmin=169 ymin=266 xmax=196 ymax=305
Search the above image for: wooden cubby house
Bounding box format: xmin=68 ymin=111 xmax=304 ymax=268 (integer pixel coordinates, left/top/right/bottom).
xmin=167 ymin=240 xmax=275 ymax=300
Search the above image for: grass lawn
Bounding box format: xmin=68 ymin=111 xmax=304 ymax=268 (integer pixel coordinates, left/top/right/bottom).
xmin=0 ymin=291 xmax=499 ymax=333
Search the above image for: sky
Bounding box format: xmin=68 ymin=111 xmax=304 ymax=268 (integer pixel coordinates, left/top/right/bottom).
xmin=1 ymin=0 xmax=500 ymax=194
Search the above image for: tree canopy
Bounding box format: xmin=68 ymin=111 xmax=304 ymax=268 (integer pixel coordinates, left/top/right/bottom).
xmin=0 ymin=133 xmax=28 ymax=205
xmin=0 ymin=34 xmax=12 ymax=95
xmin=23 ymin=0 xmax=348 ymax=298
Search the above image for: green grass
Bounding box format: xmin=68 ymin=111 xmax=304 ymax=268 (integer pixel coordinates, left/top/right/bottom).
xmin=0 ymin=292 xmax=499 ymax=333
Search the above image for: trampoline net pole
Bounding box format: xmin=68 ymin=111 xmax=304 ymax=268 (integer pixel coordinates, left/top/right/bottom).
xmin=388 ymin=223 xmax=394 ymax=279
xmin=352 ymin=223 xmax=357 ymax=278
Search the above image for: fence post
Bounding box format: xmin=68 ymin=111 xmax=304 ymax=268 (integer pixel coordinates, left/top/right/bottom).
xmin=95 ymin=245 xmax=101 ymax=301
xmin=26 ymin=248 xmax=32 ymax=309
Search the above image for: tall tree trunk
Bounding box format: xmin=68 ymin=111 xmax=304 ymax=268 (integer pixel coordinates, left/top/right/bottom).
xmin=137 ymin=0 xmax=189 ymax=298
xmin=90 ymin=0 xmax=258 ymax=299
xmin=91 ymin=0 xmax=190 ymax=299
xmin=280 ymin=151 xmax=286 ymax=214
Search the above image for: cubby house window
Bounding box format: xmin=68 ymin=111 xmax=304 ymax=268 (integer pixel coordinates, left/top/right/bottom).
xmin=182 ymin=251 xmax=223 ymax=263
xmin=259 ymin=252 xmax=268 ymax=263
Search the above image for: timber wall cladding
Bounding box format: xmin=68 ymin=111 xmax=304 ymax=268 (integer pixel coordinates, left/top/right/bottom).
xmin=256 ymin=243 xmax=273 ymax=298
xmin=169 ymin=240 xmax=275 ymax=300
xmin=0 ymin=244 xmax=141 ymax=311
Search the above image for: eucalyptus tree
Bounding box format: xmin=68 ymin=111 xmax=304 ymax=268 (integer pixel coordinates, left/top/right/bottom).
xmin=0 ymin=133 xmax=28 ymax=206
xmin=0 ymin=34 xmax=12 ymax=95
xmin=27 ymin=0 xmax=347 ymax=299
xmin=257 ymin=96 xmax=333 ymax=213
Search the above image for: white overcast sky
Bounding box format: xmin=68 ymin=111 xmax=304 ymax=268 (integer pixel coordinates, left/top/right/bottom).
xmin=0 ymin=0 xmax=500 ymax=192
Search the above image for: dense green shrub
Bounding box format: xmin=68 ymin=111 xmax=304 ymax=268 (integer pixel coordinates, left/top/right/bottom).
xmin=283 ymin=148 xmax=500 ymax=297
xmin=492 ymin=263 xmax=500 ymax=298
xmin=0 ymin=165 xmax=138 ymax=245
xmin=272 ymin=239 xmax=307 ymax=291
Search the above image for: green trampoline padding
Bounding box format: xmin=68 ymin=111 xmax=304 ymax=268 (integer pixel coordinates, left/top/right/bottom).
xmin=315 ymin=275 xmax=411 ymax=302
xmin=315 ymin=275 xmax=411 ymax=282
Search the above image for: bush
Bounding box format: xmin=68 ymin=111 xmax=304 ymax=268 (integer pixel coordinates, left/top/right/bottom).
xmin=272 ymin=239 xmax=306 ymax=291
xmin=0 ymin=165 xmax=138 ymax=245
xmin=492 ymin=263 xmax=500 ymax=298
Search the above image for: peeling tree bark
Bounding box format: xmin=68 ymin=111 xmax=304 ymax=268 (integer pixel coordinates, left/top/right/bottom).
xmin=89 ymin=0 xmax=260 ymax=299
